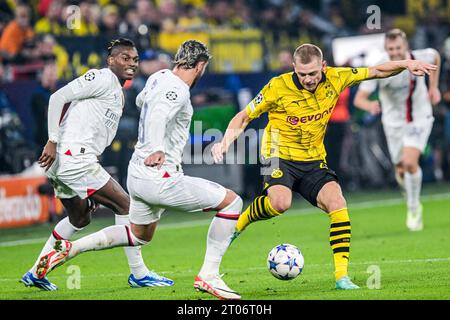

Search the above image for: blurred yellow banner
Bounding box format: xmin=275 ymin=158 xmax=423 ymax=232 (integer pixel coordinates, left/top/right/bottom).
xmin=158 ymin=29 xmax=264 ymax=73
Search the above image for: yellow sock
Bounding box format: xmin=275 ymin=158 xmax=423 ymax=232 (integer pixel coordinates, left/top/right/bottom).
xmin=329 ymin=208 xmax=351 ymax=281
xmin=236 ymin=196 xmax=281 ymax=232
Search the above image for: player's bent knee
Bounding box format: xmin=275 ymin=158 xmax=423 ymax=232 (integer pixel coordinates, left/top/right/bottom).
xmin=269 ymin=197 xmax=291 ymax=213
xmin=326 ymin=197 xmax=347 ymax=213
xmin=216 ymin=195 xmax=243 ymax=219
xmin=223 ymin=195 xmax=243 ymax=212
xmin=132 ymin=232 xmax=150 ymax=245
xmin=115 ymin=207 xmax=129 ymax=216
xmin=130 ymin=222 xmax=157 ymax=243
xmin=403 ymin=161 xmax=418 ymax=173
xmin=111 ymin=199 xmax=130 ymax=216
xmin=69 ymin=213 xmax=91 ymax=229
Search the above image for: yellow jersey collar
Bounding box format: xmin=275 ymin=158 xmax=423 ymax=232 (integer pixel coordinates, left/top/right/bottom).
xmin=291 ymin=72 xmax=327 ymax=92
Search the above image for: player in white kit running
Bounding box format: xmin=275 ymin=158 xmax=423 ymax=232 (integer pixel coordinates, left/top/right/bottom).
xmin=21 ymin=39 xmax=172 ymax=291
xmin=354 ymin=29 xmax=442 ymax=231
xmin=36 ymin=40 xmax=243 ymax=300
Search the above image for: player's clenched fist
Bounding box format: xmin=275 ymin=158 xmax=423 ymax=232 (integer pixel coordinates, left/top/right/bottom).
xmin=38 ymin=140 xmax=57 ymax=172
xmin=144 ymin=151 xmax=165 ymax=169
xmin=367 ymin=101 xmax=381 ymax=115
xmin=211 ymin=142 xmax=226 ymax=163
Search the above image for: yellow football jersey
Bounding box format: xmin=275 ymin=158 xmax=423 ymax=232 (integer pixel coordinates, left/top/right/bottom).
xmin=246 ymin=67 xmax=369 ymax=162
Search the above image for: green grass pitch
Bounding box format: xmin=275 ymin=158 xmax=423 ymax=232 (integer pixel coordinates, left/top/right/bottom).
xmin=1 ymin=184 xmax=449 ymax=300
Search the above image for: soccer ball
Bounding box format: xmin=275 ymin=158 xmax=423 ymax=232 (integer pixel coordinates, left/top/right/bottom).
xmin=267 ymin=243 xmax=304 ymax=280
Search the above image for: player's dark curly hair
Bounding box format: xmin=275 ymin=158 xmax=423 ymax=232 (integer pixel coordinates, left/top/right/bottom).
xmin=173 ymin=40 xmax=211 ymax=69
xmin=107 ymin=38 xmax=135 ymax=56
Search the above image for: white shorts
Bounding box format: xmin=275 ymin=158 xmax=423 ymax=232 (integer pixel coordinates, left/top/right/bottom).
xmin=127 ymin=168 xmax=227 ymax=225
xmin=384 ymin=120 xmax=434 ymax=165
xmin=47 ymin=152 xmax=110 ymax=199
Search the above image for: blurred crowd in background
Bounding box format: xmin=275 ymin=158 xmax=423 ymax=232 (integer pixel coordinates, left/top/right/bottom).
xmin=1 ymin=0 xmax=449 ymax=73
xmin=1 ymin=0 xmax=450 ymax=196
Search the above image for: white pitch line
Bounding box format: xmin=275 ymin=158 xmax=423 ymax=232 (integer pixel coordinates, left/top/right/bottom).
xmin=244 ymin=257 xmax=450 ymax=271
xmin=0 ymin=237 xmax=49 ymax=248
xmin=1 ymin=192 xmax=450 ymax=248
xmin=1 ymin=257 xmax=449 ymax=282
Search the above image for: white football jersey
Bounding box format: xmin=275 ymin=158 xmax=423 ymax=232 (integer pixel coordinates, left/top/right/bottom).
xmin=58 ymin=68 xmax=124 ymax=156
xmin=358 ymin=49 xmax=436 ymax=127
xmin=131 ymin=69 xmax=192 ymax=174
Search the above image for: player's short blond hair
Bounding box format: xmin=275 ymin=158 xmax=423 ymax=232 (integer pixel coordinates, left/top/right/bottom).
xmin=293 ymin=44 xmax=323 ymax=64
xmin=385 ymin=28 xmax=407 ymax=42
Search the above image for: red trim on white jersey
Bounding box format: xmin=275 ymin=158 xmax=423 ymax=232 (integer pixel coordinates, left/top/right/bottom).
xmin=406 ymin=52 xmax=417 ymax=123
xmin=59 ymin=102 xmax=71 ymax=125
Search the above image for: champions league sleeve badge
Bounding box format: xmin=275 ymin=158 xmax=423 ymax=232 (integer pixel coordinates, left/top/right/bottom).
xmin=166 ymin=91 xmax=178 ymax=101
xmin=84 ymin=72 xmax=96 ymax=81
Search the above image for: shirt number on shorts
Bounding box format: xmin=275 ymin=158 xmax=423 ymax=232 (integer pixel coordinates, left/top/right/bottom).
xmin=138 ymin=102 xmax=149 ymax=144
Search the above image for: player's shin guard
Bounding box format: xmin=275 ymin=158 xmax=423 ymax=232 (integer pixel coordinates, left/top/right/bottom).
xmin=199 ymin=196 xmax=243 ymax=277
xmin=235 ymin=196 xmax=281 ymax=233
xmin=328 ymin=208 xmax=351 ymax=281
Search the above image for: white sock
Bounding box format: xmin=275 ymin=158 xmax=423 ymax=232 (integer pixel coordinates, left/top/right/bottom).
xmin=115 ymin=214 xmax=150 ymax=279
xmin=199 ymin=197 xmax=243 ymax=277
xmin=31 ymin=217 xmax=82 ymax=276
xmin=404 ymin=167 xmax=422 ymax=212
xmin=69 ymin=225 xmax=147 ymax=260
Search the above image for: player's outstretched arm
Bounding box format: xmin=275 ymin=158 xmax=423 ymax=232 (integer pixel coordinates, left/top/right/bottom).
xmin=367 ymin=59 xmax=437 ymax=79
xmin=211 ymin=110 xmax=252 ymax=163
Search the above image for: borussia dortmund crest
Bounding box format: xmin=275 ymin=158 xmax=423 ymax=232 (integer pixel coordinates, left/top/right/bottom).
xmin=326 ymin=90 xmax=334 ymax=99
xmin=271 ymin=168 xmax=284 ymax=178
xmin=320 ymin=162 xmax=328 ymax=169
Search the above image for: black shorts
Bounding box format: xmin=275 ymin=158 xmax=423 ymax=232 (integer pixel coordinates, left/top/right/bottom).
xmin=261 ymin=158 xmax=339 ymax=207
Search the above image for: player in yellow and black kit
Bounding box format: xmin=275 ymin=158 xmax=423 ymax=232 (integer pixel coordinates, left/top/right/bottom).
xmin=212 ymin=43 xmax=437 ymax=290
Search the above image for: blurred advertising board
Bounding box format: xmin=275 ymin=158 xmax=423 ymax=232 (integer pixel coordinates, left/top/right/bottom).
xmin=0 ymin=176 xmax=49 ymax=228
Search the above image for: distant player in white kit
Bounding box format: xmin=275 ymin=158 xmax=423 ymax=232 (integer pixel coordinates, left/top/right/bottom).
xmin=21 ymin=38 xmax=172 ymax=291
xmin=36 ymin=40 xmax=243 ymax=300
xmin=354 ymin=29 xmax=442 ymax=231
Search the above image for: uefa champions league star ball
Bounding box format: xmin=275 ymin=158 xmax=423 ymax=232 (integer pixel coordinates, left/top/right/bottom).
xmin=267 ymin=244 xmax=304 ymax=280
